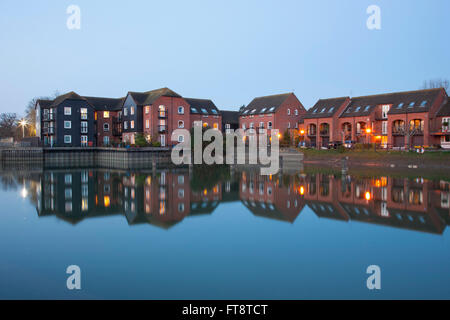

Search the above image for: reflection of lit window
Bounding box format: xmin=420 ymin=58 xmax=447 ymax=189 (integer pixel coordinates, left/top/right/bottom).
xmin=82 ymin=198 xmax=88 ymax=211
xmin=131 ymin=202 xmax=135 ymax=212
xmin=159 ymin=201 xmax=166 ymax=215
xmin=145 ymin=204 xmax=150 ymax=214
xmin=104 ymin=196 xmax=110 ymax=207
xmin=103 ymin=111 xmax=110 ymax=118
xmin=213 ymin=185 xmax=219 ymax=194
xmin=65 ymin=188 xmax=72 ymax=199
xmin=65 ymin=202 xmax=72 ymax=212
xmin=131 ymin=188 xmax=135 ymax=199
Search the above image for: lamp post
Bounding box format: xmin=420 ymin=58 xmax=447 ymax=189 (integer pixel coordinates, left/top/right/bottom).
xmin=19 ymin=119 xmax=28 ymax=139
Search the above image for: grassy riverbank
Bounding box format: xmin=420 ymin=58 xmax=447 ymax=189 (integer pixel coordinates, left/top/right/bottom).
xmin=300 ymin=149 xmax=450 ymax=169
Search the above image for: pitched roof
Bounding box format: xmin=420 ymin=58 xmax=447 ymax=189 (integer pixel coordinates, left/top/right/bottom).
xmin=185 ymin=98 xmax=220 ymax=115
xmin=220 ymin=110 xmax=240 ymax=124
xmin=374 ymin=88 xmax=442 ymax=115
xmin=83 ymin=96 xmax=125 ymax=111
xmin=50 ymin=91 xmax=89 ymax=107
xmin=340 ymin=96 xmax=379 ymax=118
xmin=128 ymin=87 xmax=181 ymax=106
xmin=240 ymin=93 xmax=292 ymax=115
xmin=304 ymin=97 xmax=349 ymax=119
xmin=437 ymin=99 xmax=450 ymax=117
xmin=36 ymin=99 xmax=53 ymax=109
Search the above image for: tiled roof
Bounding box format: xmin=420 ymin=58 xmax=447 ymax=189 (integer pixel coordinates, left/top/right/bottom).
xmin=220 ymin=110 xmax=240 ymax=124
xmin=437 ymin=99 xmax=450 ymax=117
xmin=50 ymin=91 xmax=88 ymax=107
xmin=83 ymin=96 xmax=125 ymax=111
xmin=185 ymin=98 xmax=220 ymax=115
xmin=378 ymin=88 xmax=443 ymax=115
xmin=240 ymin=93 xmax=292 ymax=115
xmin=36 ymin=99 xmax=53 ymax=109
xmin=128 ymin=87 xmax=181 ymax=106
xmin=304 ymin=97 xmax=349 ymax=119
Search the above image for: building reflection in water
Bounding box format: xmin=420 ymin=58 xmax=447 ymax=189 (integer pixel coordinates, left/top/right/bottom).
xmin=11 ymin=167 xmax=450 ymax=234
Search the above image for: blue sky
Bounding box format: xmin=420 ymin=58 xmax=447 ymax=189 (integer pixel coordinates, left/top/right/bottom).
xmin=0 ymin=0 xmax=449 ymax=115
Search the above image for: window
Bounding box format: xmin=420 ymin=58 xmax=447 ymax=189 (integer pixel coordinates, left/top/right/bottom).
xmin=178 ymin=175 xmax=185 ymax=184
xmin=178 ymin=106 xmax=184 ymax=114
xmin=103 ymin=111 xmax=110 ymax=118
xmin=260 ymin=108 xmax=267 ymax=113
xmin=397 ymin=102 xmax=404 ymax=109
xmin=65 ymin=188 xmax=72 ymax=199
xmin=225 ymin=124 xmax=231 ymax=129
xmin=130 ymin=121 xmax=135 ymax=129
xmin=145 ymin=120 xmax=150 ymax=129
xmin=64 ymin=135 xmax=72 ymax=144
xmin=420 ymin=100 xmax=427 ymax=107
xmin=124 ymin=108 xmax=128 ymax=116
xmin=201 ymin=108 xmax=208 ymax=114
xmin=382 ymin=121 xmax=388 ymax=135
xmin=81 ymin=135 xmax=88 ymax=146
xmin=103 ymin=136 xmax=110 ymax=145
xmin=213 ymin=123 xmax=218 ymax=129
xmin=130 ymin=107 xmax=135 ymax=115
xmin=268 ymin=121 xmax=272 ymax=129
xmin=320 ymin=108 xmax=326 ymax=113
xmin=178 ymin=135 xmax=184 ymax=143
xmin=295 ymin=109 xmax=299 ymax=116
xmin=364 ymin=105 xmax=371 ymax=112
xmin=211 ymin=109 xmax=218 ymax=115
xmin=191 ymin=107 xmax=198 ymax=113
xmin=288 ymin=122 xmax=291 ymax=128
xmin=355 ymin=106 xmax=361 ymax=112
xmin=178 ymin=189 xmax=185 ymax=198
xmin=81 ymin=121 xmax=88 ymax=133
xmin=382 ymin=105 xmax=390 ymax=119
xmin=408 ymin=102 xmax=415 ymax=108
xmin=64 ymin=121 xmax=71 ymax=129
xmin=313 ymin=108 xmax=318 ymax=113
xmin=145 ymin=106 xmax=150 ymax=114
xmin=64 ymin=107 xmax=71 ymax=115
xmin=178 ymin=120 xmax=184 ymax=128
xmin=80 ymin=108 xmax=88 ymax=119
xmin=287 ymin=109 xmax=291 ymax=115
xmin=103 ymin=123 xmax=109 ymax=132
xmin=242 ymin=124 xmax=246 ymax=130
xmin=329 ymin=107 xmax=335 ymax=113
xmin=259 ymin=122 xmax=264 ymax=129
xmin=124 ymin=121 xmax=128 ymax=129
xmin=65 ymin=174 xmax=72 ymax=184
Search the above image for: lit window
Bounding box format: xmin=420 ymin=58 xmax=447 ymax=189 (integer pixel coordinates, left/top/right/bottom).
xmin=145 ymin=106 xmax=150 ymax=114
xmin=130 ymin=121 xmax=135 ymax=129
xmin=213 ymin=123 xmax=218 ymax=129
xmin=80 ymin=108 xmax=88 ymax=119
xmin=130 ymin=107 xmax=135 ymax=115
xmin=103 ymin=111 xmax=110 ymax=118
xmin=145 ymin=120 xmax=149 ymax=129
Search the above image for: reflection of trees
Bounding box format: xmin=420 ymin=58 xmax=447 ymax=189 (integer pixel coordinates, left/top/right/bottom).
xmin=190 ymin=165 xmax=230 ymax=192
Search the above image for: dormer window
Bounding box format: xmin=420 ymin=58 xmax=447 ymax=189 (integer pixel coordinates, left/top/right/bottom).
xmin=201 ymin=108 xmax=208 ymax=114
xmin=397 ymin=103 xmax=404 ymax=109
xmin=364 ymin=105 xmax=371 ymax=112
xmin=420 ymin=100 xmax=427 ymax=107
xmin=408 ymin=102 xmax=415 ymax=108
xmin=329 ymin=107 xmax=334 ymax=113
xmin=355 ymin=106 xmax=361 ymax=112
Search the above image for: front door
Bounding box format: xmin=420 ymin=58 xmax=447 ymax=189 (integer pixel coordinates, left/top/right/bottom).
xmin=160 ymin=135 xmax=166 ymax=147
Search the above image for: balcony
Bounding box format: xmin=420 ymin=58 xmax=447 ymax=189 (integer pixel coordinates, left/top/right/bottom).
xmin=43 ymin=127 xmax=55 ymax=135
xmin=81 ymin=128 xmax=88 ymax=134
xmin=158 ymin=112 xmax=167 ymax=119
xmin=158 ymin=125 xmax=167 ymax=133
xmin=392 ymin=127 xmax=405 ymax=135
xmin=43 ymin=113 xmax=55 ymax=121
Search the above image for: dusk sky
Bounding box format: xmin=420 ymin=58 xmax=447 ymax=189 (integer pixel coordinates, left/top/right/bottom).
xmin=0 ymin=0 xmax=449 ymax=115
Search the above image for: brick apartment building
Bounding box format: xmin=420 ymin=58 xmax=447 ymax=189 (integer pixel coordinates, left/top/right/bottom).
xmin=239 ymin=93 xmax=306 ymax=140
xmin=185 ymin=98 xmax=222 ymax=131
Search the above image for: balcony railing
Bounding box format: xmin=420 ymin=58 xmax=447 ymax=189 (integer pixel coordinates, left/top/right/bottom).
xmin=43 ymin=127 xmax=55 ymax=135
xmin=43 ymin=113 xmax=55 ymax=121
xmin=158 ymin=112 xmax=167 ymax=119
xmin=158 ymin=125 xmax=167 ymax=133
xmin=392 ymin=127 xmax=405 ymax=135
xmin=81 ymin=127 xmax=88 ymax=134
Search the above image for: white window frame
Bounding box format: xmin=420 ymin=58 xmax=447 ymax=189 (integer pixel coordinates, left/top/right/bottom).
xmin=178 ymin=106 xmax=184 ymax=114
xmin=64 ymin=121 xmax=71 ymax=129
xmin=178 ymin=120 xmax=185 ymax=128
xmin=64 ymin=135 xmax=72 ymax=144
xmin=103 ymin=123 xmax=110 ymax=132
xmin=64 ymin=107 xmax=71 ymax=115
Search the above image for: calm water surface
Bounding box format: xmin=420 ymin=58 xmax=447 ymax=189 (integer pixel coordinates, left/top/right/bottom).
xmin=0 ymin=165 xmax=449 ymax=299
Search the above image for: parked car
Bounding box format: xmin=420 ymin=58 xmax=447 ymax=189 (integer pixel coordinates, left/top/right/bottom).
xmin=328 ymin=141 xmax=343 ymax=149
xmin=344 ymin=140 xmax=357 ymax=149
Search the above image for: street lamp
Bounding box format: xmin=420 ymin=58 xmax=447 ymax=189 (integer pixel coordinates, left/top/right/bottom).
xmin=19 ymin=119 xmax=28 ymax=138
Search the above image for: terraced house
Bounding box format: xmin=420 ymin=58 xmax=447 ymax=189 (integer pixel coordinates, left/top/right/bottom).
xmin=304 ymin=88 xmax=449 ymax=149
xmin=239 ymin=93 xmax=306 ymax=140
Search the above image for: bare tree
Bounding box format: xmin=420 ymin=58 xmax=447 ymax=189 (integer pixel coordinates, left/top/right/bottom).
xmin=421 ymin=78 xmax=449 ymax=91
xmin=0 ymin=113 xmax=19 ymax=140
xmin=24 ymin=90 xmax=60 ymax=137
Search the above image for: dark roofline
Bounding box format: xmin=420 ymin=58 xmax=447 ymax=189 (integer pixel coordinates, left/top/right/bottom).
xmin=350 ymin=87 xmax=443 ymax=100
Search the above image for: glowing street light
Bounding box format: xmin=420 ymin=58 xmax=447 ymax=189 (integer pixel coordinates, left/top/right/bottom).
xmin=18 ymin=119 xmax=28 ymax=138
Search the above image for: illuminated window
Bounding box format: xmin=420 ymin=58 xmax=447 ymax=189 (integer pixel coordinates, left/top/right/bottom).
xmin=104 ymin=196 xmax=110 ymax=207
xmin=80 ymin=108 xmax=88 ymax=119
xmin=145 ymin=106 xmax=150 ymax=114
xmin=103 ymin=111 xmax=110 ymax=118
xmin=130 ymin=121 xmax=135 ymax=129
